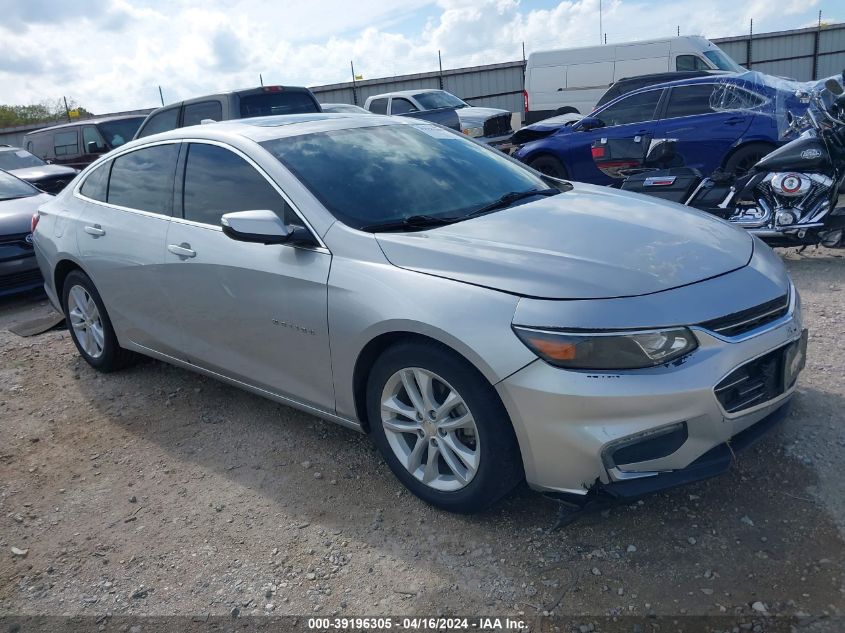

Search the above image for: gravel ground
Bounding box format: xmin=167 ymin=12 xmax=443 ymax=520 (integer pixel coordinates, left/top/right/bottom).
xmin=0 ymin=247 xmax=843 ymax=630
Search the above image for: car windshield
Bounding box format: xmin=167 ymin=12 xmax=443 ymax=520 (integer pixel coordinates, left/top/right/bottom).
xmin=0 ymin=149 xmax=45 ymax=170
xmin=97 ymin=118 xmax=144 ymax=148
xmin=260 ymin=123 xmax=553 ymax=230
xmin=0 ymin=170 xmax=39 ymax=201
xmin=704 ymin=50 xmax=744 ymax=73
xmin=413 ymin=91 xmax=468 ymax=110
xmin=240 ymin=92 xmax=320 ymax=118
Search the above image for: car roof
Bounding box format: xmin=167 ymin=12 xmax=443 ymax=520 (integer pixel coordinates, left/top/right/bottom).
xmin=367 ymin=89 xmax=443 ymax=100
xmin=25 ymin=114 xmax=146 ymax=135
xmin=122 ymin=112 xmax=414 ymax=147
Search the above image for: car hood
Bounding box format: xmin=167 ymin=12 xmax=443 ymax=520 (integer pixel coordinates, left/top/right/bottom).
xmin=375 ymin=184 xmax=753 ymax=300
xmin=10 ymin=164 xmax=78 ymax=181
xmin=455 ymin=106 xmax=511 ymax=124
xmin=0 ymin=193 xmax=52 ymax=236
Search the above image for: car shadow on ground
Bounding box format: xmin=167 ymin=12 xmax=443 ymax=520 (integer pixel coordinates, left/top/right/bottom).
xmin=69 ymin=353 xmax=844 ymax=616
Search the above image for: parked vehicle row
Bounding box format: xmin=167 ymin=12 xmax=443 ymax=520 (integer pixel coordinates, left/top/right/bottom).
xmin=0 ymin=170 xmax=51 ymax=296
xmin=31 ymin=112 xmax=807 ymax=514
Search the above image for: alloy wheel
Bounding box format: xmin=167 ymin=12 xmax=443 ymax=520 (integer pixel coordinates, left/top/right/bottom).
xmin=67 ymin=284 xmax=105 ymax=359
xmin=380 ymin=367 xmax=480 ymax=492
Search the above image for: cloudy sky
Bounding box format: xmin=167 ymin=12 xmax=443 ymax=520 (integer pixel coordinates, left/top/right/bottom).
xmin=0 ymin=0 xmax=840 ymax=113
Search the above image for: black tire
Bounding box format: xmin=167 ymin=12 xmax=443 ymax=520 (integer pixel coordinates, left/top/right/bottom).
xmin=366 ymin=341 xmax=523 ymax=513
xmin=555 ymin=106 xmax=580 ymax=116
xmin=723 ymin=143 xmax=774 ymax=176
xmin=62 ymin=270 xmax=136 ymax=372
xmin=528 ymin=154 xmax=569 ymax=179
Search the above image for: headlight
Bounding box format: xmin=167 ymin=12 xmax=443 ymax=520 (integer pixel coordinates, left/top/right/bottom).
xmin=462 ymin=126 xmax=484 ymax=138
xmin=512 ymin=326 xmax=698 ymax=370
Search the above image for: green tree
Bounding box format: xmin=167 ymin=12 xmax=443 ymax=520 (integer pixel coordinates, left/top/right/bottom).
xmin=0 ymin=99 xmax=93 ymax=128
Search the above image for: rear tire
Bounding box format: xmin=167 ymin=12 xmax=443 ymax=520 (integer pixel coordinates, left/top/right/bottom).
xmin=62 ymin=270 xmax=136 ymax=372
xmin=723 ymin=143 xmax=774 ymax=176
xmin=366 ymin=341 xmax=523 ymax=513
xmin=528 ymin=154 xmax=569 ymax=179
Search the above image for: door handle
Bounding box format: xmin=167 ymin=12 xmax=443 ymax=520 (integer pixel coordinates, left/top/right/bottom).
xmin=167 ymin=243 xmax=196 ymax=259
xmin=84 ymin=224 xmax=105 ymax=237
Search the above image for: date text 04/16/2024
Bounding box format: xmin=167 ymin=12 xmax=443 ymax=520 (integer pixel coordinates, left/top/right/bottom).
xmin=307 ymin=617 xmax=527 ymax=630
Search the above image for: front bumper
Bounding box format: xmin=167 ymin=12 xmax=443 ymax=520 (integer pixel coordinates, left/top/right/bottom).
xmin=496 ymin=289 xmax=805 ymax=496
xmin=0 ymin=251 xmax=42 ymax=298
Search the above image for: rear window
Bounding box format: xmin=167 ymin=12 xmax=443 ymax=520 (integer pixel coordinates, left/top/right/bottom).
xmin=107 ymin=144 xmax=179 ymax=214
xmin=239 ymin=91 xmax=319 ymax=118
xmin=54 ymin=130 xmax=79 ymax=156
xmin=0 ymin=149 xmax=44 ymax=170
xmin=138 ymin=108 xmax=180 ymax=138
xmin=183 ymin=100 xmax=223 ymax=126
xmin=97 ymin=118 xmax=144 ymax=148
xmin=368 ymin=98 xmax=388 ymax=114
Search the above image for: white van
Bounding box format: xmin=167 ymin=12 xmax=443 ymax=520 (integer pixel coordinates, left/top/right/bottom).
xmin=523 ymin=35 xmax=744 ymax=123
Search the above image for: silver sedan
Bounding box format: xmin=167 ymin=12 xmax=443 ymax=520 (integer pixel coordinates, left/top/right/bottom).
xmin=32 ymin=113 xmax=807 ymax=514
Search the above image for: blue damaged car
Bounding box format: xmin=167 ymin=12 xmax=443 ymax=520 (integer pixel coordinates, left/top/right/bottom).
xmin=513 ymin=72 xmax=805 ymax=185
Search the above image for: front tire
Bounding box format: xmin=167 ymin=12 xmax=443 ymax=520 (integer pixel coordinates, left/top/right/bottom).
xmin=367 ymin=342 xmax=523 ymax=513
xmin=62 ymin=270 xmax=136 ymax=372
xmin=528 ymin=154 xmax=569 ymax=179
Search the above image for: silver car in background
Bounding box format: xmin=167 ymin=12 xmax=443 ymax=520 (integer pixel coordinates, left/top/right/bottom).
xmin=32 ymin=113 xmax=807 ymax=514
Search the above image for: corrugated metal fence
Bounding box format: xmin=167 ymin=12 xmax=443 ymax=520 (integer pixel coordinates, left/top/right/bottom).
xmin=714 ymin=23 xmax=845 ymax=81
xmin=310 ymin=61 xmax=526 ymax=113
xmin=309 ymin=22 xmax=845 ymax=113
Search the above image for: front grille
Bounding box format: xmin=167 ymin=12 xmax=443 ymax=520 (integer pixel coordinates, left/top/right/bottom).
xmin=35 ymin=177 xmax=71 ymax=194
xmin=0 ymin=269 xmax=42 ymax=292
xmin=0 ymin=232 xmax=34 ymax=250
xmin=715 ymin=345 xmax=786 ymax=414
xmin=699 ymin=294 xmax=789 ymax=337
xmin=484 ymin=114 xmax=513 ymax=138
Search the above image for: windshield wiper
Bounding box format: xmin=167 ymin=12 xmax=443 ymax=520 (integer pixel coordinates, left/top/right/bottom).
xmin=361 ymin=214 xmax=459 ymax=233
xmin=463 ymin=188 xmax=560 ymax=219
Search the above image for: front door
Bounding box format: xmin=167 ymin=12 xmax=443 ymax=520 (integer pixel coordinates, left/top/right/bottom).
xmin=161 ymin=142 xmax=334 ymax=411
xmin=568 ymin=88 xmax=664 ymax=184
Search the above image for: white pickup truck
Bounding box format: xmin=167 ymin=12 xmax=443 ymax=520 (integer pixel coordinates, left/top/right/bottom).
xmin=364 ymin=89 xmax=514 ymax=147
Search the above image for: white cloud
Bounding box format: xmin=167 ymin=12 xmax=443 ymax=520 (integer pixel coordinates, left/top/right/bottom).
xmin=0 ymin=0 xmax=834 ymax=113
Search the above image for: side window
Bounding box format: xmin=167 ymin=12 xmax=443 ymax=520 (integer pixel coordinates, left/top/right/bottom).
xmin=182 ymin=143 xmax=293 ymax=227
xmin=107 ymin=144 xmax=179 ymax=214
xmin=664 ymin=84 xmax=717 ymax=118
xmin=80 ymin=161 xmax=111 ymax=202
xmin=391 ymin=98 xmax=418 ymax=115
xmin=597 ymin=90 xmax=662 ymax=127
xmin=138 ymin=108 xmax=180 ymax=138
xmin=368 ymin=98 xmax=388 ymax=114
xmin=676 ymin=55 xmax=709 ymax=71
xmin=182 ymin=101 xmax=223 ymax=127
xmin=54 ymin=130 xmax=79 ymax=156
xmin=82 ymin=127 xmax=108 ymax=154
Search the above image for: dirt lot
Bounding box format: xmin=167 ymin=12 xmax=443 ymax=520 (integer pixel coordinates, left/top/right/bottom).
xmin=0 ymin=247 xmax=843 ymax=630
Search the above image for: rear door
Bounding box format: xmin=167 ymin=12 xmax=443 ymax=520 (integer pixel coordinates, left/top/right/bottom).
xmin=568 ymin=88 xmax=665 ymax=184
xmin=653 ymin=83 xmax=755 ymax=174
xmin=74 ymin=142 xmax=182 ymax=354
xmin=160 ymin=141 xmax=334 ymax=411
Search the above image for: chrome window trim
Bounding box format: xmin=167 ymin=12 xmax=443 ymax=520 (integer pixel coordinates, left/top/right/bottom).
xmin=72 ymin=137 xmax=328 ymax=251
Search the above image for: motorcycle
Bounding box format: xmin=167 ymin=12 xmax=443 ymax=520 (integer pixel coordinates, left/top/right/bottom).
xmin=590 ymin=74 xmax=845 ymax=248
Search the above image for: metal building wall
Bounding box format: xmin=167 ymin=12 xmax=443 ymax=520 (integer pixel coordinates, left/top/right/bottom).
xmin=713 ymin=23 xmax=845 ymax=81
xmin=309 ymin=23 xmax=845 ymax=116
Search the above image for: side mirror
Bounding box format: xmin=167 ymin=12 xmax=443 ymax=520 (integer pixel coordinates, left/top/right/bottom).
xmin=577 ymin=116 xmax=604 ymax=131
xmin=86 ymin=141 xmax=101 ymax=154
xmin=221 ymin=210 xmax=315 ymax=246
xmin=825 ymin=77 xmax=844 ymax=96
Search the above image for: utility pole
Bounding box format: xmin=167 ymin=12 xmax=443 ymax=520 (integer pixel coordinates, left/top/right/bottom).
xmin=438 ymin=50 xmax=444 ymax=90
xmin=63 ymin=96 xmax=71 ymax=122
xmin=350 ymin=61 xmax=359 ymax=105
xmin=599 ymin=0 xmax=603 ymax=44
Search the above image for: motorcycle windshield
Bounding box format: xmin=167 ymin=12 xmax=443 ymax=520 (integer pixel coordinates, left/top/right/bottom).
xmin=708 ymin=70 xmax=842 ymax=139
